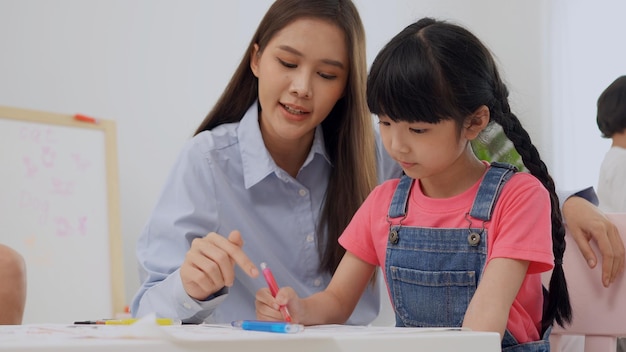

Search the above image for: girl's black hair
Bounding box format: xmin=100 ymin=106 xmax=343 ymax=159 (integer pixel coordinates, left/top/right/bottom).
xmin=367 ymin=17 xmax=571 ymax=332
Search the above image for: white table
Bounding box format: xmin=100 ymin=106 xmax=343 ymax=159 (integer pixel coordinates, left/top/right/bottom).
xmin=0 ymin=323 xmax=501 ymax=352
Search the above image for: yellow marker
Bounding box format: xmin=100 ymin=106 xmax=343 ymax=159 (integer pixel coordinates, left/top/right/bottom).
xmin=74 ymin=318 xmax=181 ymax=325
xmin=104 ymin=318 xmax=181 ymax=325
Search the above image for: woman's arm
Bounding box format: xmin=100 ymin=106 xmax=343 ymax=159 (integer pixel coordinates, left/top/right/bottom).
xmin=562 ymin=196 xmax=624 ymax=287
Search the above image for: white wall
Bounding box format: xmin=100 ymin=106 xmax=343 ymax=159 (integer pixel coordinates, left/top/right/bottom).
xmin=548 ymin=0 xmax=626 ymax=191
xmin=0 ymin=0 xmax=599 ymax=320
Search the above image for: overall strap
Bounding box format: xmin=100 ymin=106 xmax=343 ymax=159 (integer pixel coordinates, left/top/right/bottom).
xmin=387 ymin=175 xmax=414 ymax=219
xmin=468 ymin=162 xmax=518 ymax=221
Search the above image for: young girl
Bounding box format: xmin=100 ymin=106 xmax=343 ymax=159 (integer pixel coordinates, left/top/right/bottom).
xmin=256 ymin=17 xmax=571 ymax=350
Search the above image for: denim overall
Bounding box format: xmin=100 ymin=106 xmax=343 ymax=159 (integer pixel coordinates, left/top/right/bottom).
xmin=384 ymin=162 xmax=551 ymax=351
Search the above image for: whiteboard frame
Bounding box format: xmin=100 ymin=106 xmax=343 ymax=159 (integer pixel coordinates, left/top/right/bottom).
xmin=0 ymin=105 xmax=125 ymax=317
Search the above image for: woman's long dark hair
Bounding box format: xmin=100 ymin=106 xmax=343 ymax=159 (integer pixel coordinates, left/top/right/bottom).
xmin=195 ymin=0 xmax=377 ymax=275
xmin=367 ymin=17 xmax=571 ymax=332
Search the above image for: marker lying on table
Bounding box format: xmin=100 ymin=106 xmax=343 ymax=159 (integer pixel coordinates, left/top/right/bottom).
xmin=231 ymin=320 xmax=304 ymax=333
xmin=74 ymin=318 xmax=181 ymax=325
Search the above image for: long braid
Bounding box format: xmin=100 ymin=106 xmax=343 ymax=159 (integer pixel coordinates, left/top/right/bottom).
xmin=492 ymin=84 xmax=572 ymax=332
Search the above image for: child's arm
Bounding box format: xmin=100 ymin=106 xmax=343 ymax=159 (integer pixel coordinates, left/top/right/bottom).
xmin=461 ymin=257 xmax=529 ymax=339
xmin=255 ymin=252 xmax=376 ymax=325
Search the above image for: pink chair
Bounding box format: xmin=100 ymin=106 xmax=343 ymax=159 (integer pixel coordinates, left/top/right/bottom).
xmin=548 ymin=213 xmax=626 ymax=352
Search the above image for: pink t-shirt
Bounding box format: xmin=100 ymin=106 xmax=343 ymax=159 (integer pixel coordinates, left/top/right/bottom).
xmin=339 ymin=165 xmax=554 ymax=343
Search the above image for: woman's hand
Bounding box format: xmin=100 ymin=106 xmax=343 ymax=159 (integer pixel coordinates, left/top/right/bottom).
xmin=562 ymin=196 xmax=625 ymax=287
xmin=180 ymin=230 xmax=259 ymax=300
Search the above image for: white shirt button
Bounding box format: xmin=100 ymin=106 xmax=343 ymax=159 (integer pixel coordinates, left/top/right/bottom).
xmin=313 ymin=278 xmax=322 ymax=287
xmin=298 ymin=189 xmax=307 ymax=197
xmin=183 ymin=302 xmax=192 ymax=309
xmin=306 ymin=234 xmax=314 ymax=243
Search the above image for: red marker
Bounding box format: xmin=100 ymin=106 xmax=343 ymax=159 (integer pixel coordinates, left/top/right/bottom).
xmin=260 ymin=262 xmax=292 ymax=322
xmin=74 ymin=114 xmax=99 ymax=124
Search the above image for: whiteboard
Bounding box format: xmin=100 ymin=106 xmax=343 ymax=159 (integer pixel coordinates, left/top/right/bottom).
xmin=0 ymin=106 xmax=124 ymax=324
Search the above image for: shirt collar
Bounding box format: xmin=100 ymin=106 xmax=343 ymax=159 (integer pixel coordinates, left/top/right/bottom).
xmin=239 ymin=101 xmax=331 ymax=189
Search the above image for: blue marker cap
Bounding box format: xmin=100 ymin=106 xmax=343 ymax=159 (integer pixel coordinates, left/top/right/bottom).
xmin=231 ymin=320 xmax=304 ymax=333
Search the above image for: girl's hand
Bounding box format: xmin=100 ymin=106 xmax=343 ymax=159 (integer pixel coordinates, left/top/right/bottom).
xmin=255 ymin=286 xmax=303 ymax=323
xmin=180 ymin=230 xmax=259 ymax=300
